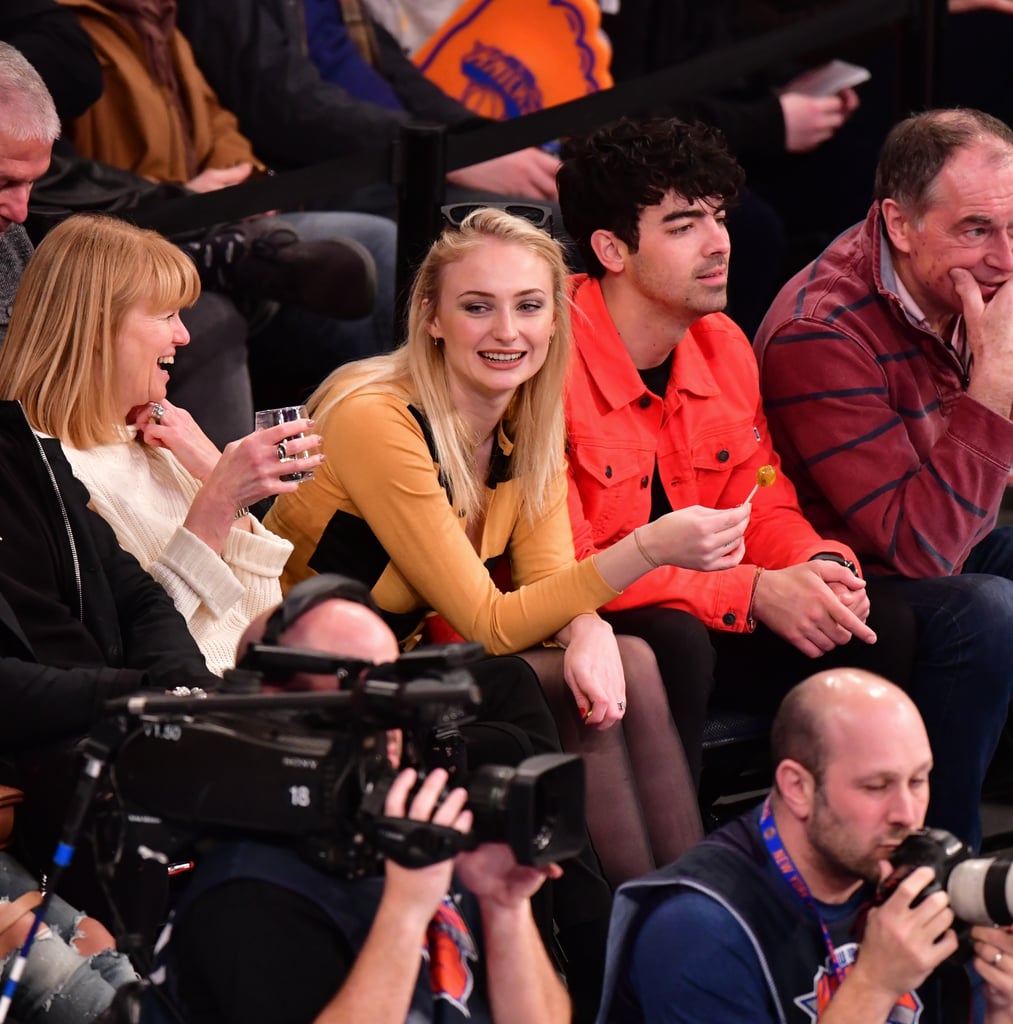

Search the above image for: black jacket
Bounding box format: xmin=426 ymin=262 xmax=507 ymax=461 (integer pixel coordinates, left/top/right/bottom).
xmin=175 ymin=0 xmax=484 ymax=171
xmin=0 ymin=401 xmax=215 ymax=750
xmin=0 ymin=0 xmax=102 ymax=122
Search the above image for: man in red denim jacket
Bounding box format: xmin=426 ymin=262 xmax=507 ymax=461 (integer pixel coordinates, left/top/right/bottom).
xmin=554 ymin=117 xmax=952 ymax=838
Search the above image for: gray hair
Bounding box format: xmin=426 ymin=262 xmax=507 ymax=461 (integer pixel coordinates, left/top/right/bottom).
xmin=0 ymin=42 xmax=60 ymax=144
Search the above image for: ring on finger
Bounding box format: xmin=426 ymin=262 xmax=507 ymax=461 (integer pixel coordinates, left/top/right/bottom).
xmin=276 ymin=440 xmax=289 ymax=461
xmin=994 ymin=951 xmax=1004 ymax=968
xmin=583 ymin=706 xmax=594 ymax=722
xmin=617 ymin=700 xmax=626 ymax=712
xmin=150 ymin=402 xmax=165 ymax=424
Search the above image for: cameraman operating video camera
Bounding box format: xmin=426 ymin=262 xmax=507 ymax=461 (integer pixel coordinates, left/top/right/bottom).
xmin=145 ymin=578 xmax=572 ymax=1024
xmin=597 ymin=668 xmax=1013 ymax=1024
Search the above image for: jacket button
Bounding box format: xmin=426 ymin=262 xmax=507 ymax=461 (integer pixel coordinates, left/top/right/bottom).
xmin=638 ymin=395 xmax=652 ymax=409
xmin=640 ymin=476 xmax=649 ymax=488
xmin=605 ymin=465 xmax=613 ymax=479
xmin=722 ymin=612 xmax=736 ymax=626
xmin=717 ymin=449 xmax=730 ymax=463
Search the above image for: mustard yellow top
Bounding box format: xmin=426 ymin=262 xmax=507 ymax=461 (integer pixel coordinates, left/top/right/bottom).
xmin=264 ymin=388 xmax=618 ymax=654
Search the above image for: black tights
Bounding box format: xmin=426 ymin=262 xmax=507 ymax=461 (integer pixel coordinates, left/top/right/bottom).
xmin=520 ymin=633 xmax=703 ymax=888
xmin=601 ymin=606 xmax=715 ymax=786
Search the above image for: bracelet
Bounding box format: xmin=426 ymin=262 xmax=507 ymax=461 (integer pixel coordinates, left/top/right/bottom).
xmin=633 ymin=527 xmax=662 ymax=570
xmin=746 ymin=565 xmax=764 ymax=632
xmin=234 ymin=506 xmax=250 ymax=520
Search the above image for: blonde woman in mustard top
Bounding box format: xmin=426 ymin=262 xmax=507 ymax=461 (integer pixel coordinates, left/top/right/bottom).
xmin=266 ymin=208 xmax=751 ymax=884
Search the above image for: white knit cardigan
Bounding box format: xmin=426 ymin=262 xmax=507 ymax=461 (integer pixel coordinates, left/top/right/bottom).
xmin=64 ymin=432 xmax=292 ymax=675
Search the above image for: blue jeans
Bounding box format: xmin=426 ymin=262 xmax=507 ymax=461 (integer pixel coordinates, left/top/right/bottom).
xmin=0 ymin=853 xmax=137 ymax=1022
xmin=869 ymin=526 xmax=1013 ymax=850
xmin=248 ymin=210 xmax=398 ymax=410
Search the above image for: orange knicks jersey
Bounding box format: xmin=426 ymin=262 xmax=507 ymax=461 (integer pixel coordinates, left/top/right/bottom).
xmin=793 ymin=942 xmax=923 ymax=1022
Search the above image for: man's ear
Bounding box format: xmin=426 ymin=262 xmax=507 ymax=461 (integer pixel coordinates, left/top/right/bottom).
xmin=589 ymin=229 xmax=628 ymax=274
xmin=775 ymin=758 xmax=816 ymax=821
xmin=880 ymin=198 xmax=915 ymax=256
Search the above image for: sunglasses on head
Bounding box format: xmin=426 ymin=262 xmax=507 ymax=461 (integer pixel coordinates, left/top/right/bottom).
xmin=441 ymin=201 xmax=554 ymax=235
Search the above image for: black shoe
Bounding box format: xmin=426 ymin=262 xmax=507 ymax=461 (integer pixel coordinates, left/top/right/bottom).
xmin=183 ymin=218 xmax=377 ymax=321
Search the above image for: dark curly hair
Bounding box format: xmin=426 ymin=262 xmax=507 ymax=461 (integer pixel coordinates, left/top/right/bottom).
xmin=557 ymin=117 xmax=745 ymax=278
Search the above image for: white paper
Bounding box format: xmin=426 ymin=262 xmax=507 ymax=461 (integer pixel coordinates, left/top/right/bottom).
xmin=789 ymin=60 xmax=871 ymax=97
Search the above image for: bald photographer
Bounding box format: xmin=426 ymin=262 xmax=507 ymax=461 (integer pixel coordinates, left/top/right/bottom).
xmin=141 ymin=577 xmax=573 ymax=1024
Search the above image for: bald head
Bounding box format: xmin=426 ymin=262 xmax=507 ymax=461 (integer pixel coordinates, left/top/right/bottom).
xmin=771 ymin=669 xmax=927 ymax=785
xmin=237 ymin=598 xmax=399 ymax=690
xmin=277 ymin=598 xmax=399 ymax=663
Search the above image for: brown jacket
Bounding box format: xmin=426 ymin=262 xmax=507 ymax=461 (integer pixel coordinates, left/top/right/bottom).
xmin=58 ymin=0 xmax=261 ymax=183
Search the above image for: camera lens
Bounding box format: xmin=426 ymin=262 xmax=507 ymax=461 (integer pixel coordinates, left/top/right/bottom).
xmin=948 ymin=857 xmax=1013 ymax=927
xmin=466 ymin=754 xmax=584 ymax=866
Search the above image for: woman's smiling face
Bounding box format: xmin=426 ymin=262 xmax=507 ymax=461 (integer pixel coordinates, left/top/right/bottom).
xmin=114 ymin=297 xmax=190 ymax=418
xmin=427 ymin=237 xmax=555 ymax=415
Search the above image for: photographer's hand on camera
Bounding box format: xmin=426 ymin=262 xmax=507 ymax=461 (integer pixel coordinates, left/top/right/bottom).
xmin=314 ymin=764 xmax=569 ymax=1024
xmin=554 ymin=613 xmax=627 ymax=729
xmin=820 ymin=865 xmax=957 ymax=1023
xmin=381 ymin=768 xmax=471 ymax=923
xmin=973 ymin=924 xmax=1013 ymax=1022
xmin=314 ymin=767 xmax=470 ymax=1024
xmin=454 ymin=845 xmax=567 ymax=1024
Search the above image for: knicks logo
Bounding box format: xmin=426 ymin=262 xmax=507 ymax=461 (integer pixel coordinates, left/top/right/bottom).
xmin=794 ymin=942 xmax=923 ymax=1023
xmin=424 ymin=895 xmax=478 ymax=1015
xmin=460 ymin=41 xmax=543 ymax=119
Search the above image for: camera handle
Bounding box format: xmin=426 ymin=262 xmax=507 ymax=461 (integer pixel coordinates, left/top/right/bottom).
xmin=0 ymin=716 xmax=127 ymax=1023
xmin=370 ymin=815 xmax=471 ymax=869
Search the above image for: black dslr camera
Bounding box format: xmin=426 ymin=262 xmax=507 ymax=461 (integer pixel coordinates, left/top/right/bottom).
xmin=98 ymin=641 xmax=585 ymax=878
xmin=877 ymin=828 xmax=1013 ymax=944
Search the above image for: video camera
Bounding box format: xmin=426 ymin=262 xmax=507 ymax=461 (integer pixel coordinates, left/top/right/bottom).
xmin=878 ymin=828 xmax=1013 ymax=950
xmin=98 ymin=641 xmax=585 ymax=878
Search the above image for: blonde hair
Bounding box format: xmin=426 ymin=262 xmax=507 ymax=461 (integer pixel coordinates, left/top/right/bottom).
xmin=309 ymin=207 xmax=571 ymax=518
xmin=0 ymin=214 xmax=200 ymax=447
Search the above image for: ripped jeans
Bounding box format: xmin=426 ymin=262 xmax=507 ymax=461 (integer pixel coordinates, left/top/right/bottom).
xmin=0 ymin=853 xmax=137 ymax=1022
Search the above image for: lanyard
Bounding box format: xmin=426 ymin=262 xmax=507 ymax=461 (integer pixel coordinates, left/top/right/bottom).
xmin=759 ymin=795 xmax=850 ymax=993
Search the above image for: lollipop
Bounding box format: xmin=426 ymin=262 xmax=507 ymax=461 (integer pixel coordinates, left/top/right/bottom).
xmin=744 ymin=464 xmax=776 ymax=504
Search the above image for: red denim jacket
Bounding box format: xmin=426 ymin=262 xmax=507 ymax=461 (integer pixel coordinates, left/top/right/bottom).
xmin=564 ymin=275 xmax=858 ymax=631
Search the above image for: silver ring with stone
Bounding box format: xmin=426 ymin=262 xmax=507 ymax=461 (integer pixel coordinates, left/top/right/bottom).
xmin=277 ymin=440 xmax=289 ymax=461
xmin=150 ymin=402 xmax=165 ymax=424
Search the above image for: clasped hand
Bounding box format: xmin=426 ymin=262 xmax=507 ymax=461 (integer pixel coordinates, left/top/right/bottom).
xmin=752 ymin=560 xmax=875 ymax=657
xmin=382 ymin=768 xmax=559 ymax=928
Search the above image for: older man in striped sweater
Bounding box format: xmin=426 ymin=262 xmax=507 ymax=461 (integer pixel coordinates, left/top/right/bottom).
xmin=755 ymin=107 xmax=1013 ymax=850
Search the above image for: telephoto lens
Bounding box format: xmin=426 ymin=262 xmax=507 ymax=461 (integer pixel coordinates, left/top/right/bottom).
xmin=880 ymin=828 xmax=1013 ymax=927
xmin=947 ymin=857 xmax=1013 ymax=927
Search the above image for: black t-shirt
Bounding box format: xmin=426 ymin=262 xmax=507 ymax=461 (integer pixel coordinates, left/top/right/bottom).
xmin=637 ymin=354 xmax=675 ymax=522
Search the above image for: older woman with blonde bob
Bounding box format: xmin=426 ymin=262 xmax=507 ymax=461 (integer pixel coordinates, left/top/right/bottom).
xmin=0 ymin=213 xmax=323 ymax=675
xmin=265 ymin=208 xmax=751 ymax=884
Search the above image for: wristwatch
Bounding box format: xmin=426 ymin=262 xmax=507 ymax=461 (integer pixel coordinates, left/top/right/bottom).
xmin=809 ymin=552 xmax=859 ymax=576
